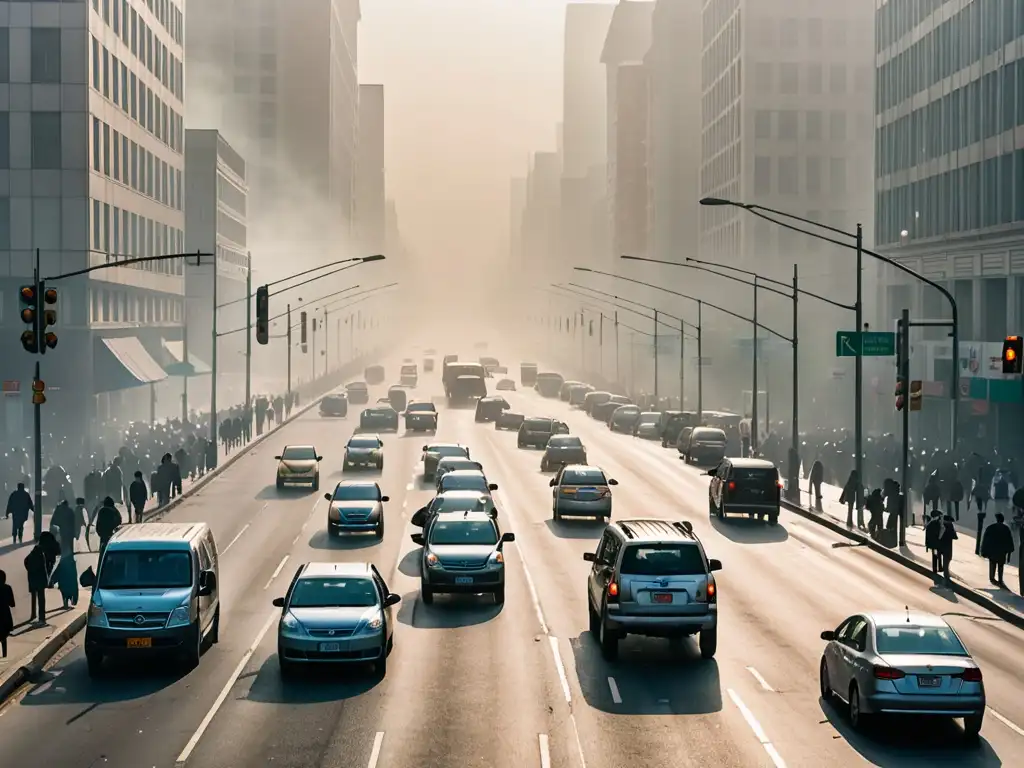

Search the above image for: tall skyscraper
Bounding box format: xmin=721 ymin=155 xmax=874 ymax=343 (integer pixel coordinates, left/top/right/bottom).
xmin=355 ymin=84 xmax=385 ymax=257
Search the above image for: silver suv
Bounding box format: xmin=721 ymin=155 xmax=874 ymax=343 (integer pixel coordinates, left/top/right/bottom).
xmin=584 ymin=519 xmax=721 ymax=661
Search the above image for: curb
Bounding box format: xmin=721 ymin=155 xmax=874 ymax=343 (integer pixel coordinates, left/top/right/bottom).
xmin=0 ymin=360 xmax=368 ymax=705
xmin=781 ymin=498 xmax=1024 ymax=630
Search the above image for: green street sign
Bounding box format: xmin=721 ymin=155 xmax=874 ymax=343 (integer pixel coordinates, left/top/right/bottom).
xmin=835 ymin=331 xmax=896 ymax=357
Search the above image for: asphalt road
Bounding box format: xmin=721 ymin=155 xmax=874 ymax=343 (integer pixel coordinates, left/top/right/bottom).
xmin=0 ymin=349 xmax=1021 ymax=768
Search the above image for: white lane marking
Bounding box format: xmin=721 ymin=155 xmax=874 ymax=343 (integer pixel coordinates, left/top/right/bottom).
xmin=607 ymin=676 xmax=622 ymax=704
xmin=569 ymin=713 xmax=588 ymax=768
xmin=989 ymin=707 xmax=1024 ymax=738
xmin=549 ymin=636 xmax=572 ymax=703
xmin=28 ymin=669 xmax=62 ymax=696
xmin=223 ymin=523 xmax=250 ymax=554
xmin=263 ymin=555 xmax=290 ymax=590
xmin=405 ymin=482 xmax=414 ymax=491
xmin=367 ymin=731 xmax=385 ymax=768
xmin=727 ymin=688 xmax=787 ymax=768
xmin=291 ymin=531 xmax=302 ymax=545
xmin=176 ymin=610 xmax=278 ymax=764
xmin=496 ymin=489 xmax=548 ymax=634
xmin=746 ymin=666 xmax=775 ymax=692
xmin=538 ymin=733 xmax=551 ymax=768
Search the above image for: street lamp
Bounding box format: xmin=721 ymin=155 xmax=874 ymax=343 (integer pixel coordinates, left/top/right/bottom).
xmin=699 ymin=196 xmax=960 ymax=512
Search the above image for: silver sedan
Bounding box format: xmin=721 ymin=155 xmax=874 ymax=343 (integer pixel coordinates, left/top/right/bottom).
xmin=819 ymin=610 xmax=985 ymax=739
xmin=550 ymin=464 xmax=617 ymax=521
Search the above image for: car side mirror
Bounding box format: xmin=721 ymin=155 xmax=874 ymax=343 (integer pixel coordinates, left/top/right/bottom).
xmin=549 ymin=479 xmax=556 ymax=487
xmin=272 ymin=597 xmax=285 ymax=608
xmin=381 ymin=495 xmax=390 ymax=502
xmin=316 ymin=456 xmax=323 ymax=462
xmin=501 ymin=532 xmax=516 ymax=543
xmin=274 ymin=455 xmax=282 ymax=461
xmin=383 ymin=593 xmax=401 ymax=607
xmin=421 ymin=445 xmax=428 ymax=451
xmin=820 ymin=630 xmax=835 ymax=641
xmin=198 ymin=570 xmax=217 ymax=596
xmin=583 ymin=552 xmax=596 ymax=562
xmin=608 ymin=479 xmax=618 ymax=486
xmin=80 ymin=567 xmax=96 ymax=588
xmin=702 ymin=470 xmax=712 ymax=476
xmin=411 ymin=533 xmax=425 ymax=546
xmin=489 ymin=508 xmax=499 ymax=519
xmin=488 ymin=483 xmax=499 ymax=491
xmin=324 ymin=493 xmax=333 ymax=501
xmin=708 ymin=558 xmax=722 ymax=572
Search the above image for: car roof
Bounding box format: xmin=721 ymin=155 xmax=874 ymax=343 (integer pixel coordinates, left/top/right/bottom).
xmin=437 ymin=457 xmax=478 ymax=465
xmin=865 ymin=611 xmax=949 ymax=628
xmin=611 ymin=518 xmax=699 ymax=544
xmin=561 ymin=464 xmax=603 ymax=473
xmin=300 ymin=561 xmax=373 ymax=578
xmin=433 ymin=510 xmax=496 ymax=524
xmin=335 ymin=480 xmax=379 ymax=489
xmin=347 ymin=381 xmax=367 ymax=387
xmin=442 ymin=469 xmax=486 ymax=479
xmin=348 ymin=433 xmax=381 ymax=441
xmin=548 ymin=434 xmax=581 ymax=441
xmin=426 ymin=442 xmax=465 ymax=449
xmin=282 ymin=444 xmax=315 ymax=450
xmin=729 ymin=458 xmax=776 ymax=468
xmin=639 ymin=411 xmax=660 ymax=417
xmin=435 ymin=490 xmax=490 ymax=501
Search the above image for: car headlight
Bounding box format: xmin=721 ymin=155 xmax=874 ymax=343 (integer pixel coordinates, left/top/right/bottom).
xmin=165 ymin=597 xmax=192 ymax=628
xmin=489 ymin=551 xmax=504 ymax=565
xmin=87 ymin=601 xmax=109 ymax=628
xmin=360 ymin=612 xmax=383 ymax=632
xmin=280 ymin=612 xmax=309 ymax=636
xmin=426 ymin=551 xmax=441 ymax=568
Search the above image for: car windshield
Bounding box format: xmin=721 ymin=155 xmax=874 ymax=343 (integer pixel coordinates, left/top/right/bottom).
xmin=282 ymin=446 xmax=317 ymax=460
xmin=525 ymin=419 xmax=552 ymax=431
xmin=430 ymin=446 xmax=468 ymax=458
xmin=548 ymin=436 xmax=582 ymax=448
xmin=441 ymin=474 xmax=488 ymax=491
xmin=638 ymin=414 xmax=660 ymax=424
xmin=562 ymin=469 xmax=606 ymax=485
xmin=348 ymin=438 xmax=379 ymax=449
xmin=407 ymin=403 xmax=434 ymax=412
xmin=875 ymin=625 xmax=969 ymax=656
xmin=439 ymin=460 xmax=481 ymax=472
xmin=332 ymin=484 xmax=379 ymax=501
xmin=429 ymin=496 xmax=488 ymax=513
xmin=430 ymin=521 xmax=499 ymax=546
xmin=98 ymin=550 xmax=192 ymax=589
xmin=693 ymin=429 xmax=727 ymax=442
xmin=347 ymin=383 xmax=367 ymax=391
xmin=290 ymin=577 xmax=378 ymax=608
xmin=733 ymin=468 xmax=778 ymax=485
xmin=619 ymin=544 xmax=706 ymax=576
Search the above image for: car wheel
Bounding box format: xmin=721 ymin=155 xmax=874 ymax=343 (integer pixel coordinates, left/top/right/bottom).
xmin=276 ymin=478 xmax=284 ymax=489
xmin=553 ymin=506 xmax=561 ymax=521
xmin=848 ymin=683 xmax=868 ymax=730
xmin=819 ymin=658 xmax=832 ymax=702
xmin=599 ymin=608 xmax=619 ymax=661
xmin=374 ymin=645 xmax=388 ymax=677
xmin=86 ymin=651 xmax=104 ymax=678
xmin=182 ymin=621 xmax=202 ymax=670
xmin=312 ymin=476 xmax=319 ymax=491
xmin=494 ymin=586 xmax=505 ymax=604
xmin=375 ymin=519 xmax=384 ymax=540
xmin=377 ymin=460 xmax=384 ymax=471
xmin=699 ymin=628 xmax=717 ymax=659
xmin=210 ymin=606 xmax=221 ymax=644
xmin=588 ymin=600 xmax=600 ymax=636
xmin=708 ymin=497 xmax=716 ymax=516
xmin=963 ymin=712 xmax=984 ymax=741
xmin=768 ymin=513 xmax=779 ymax=526
xmin=420 ymin=582 xmax=434 ymax=605
xmin=717 ymin=501 xmax=725 ymax=520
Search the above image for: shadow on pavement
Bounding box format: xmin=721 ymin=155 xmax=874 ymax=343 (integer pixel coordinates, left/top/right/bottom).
xmin=246 ymin=654 xmax=381 ymax=704
xmin=545 ymin=518 xmax=606 ymax=540
xmin=256 ymin=484 xmax=318 ymax=500
xmin=568 ymin=631 xmax=722 ymax=716
xmin=397 ymin=590 xmax=502 ymax=628
xmin=818 ymin=698 xmax=998 ymax=764
xmin=20 ymin=651 xmax=179 ymax=706
xmin=709 ymin=515 xmax=789 ymax=544
xmin=397 ymin=549 xmax=420 ymax=577
xmin=307 ymin=530 xmax=379 ymax=550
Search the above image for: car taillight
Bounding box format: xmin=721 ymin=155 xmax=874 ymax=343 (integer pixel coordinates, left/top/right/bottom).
xmin=706 ymin=579 xmax=716 ymax=603
xmin=776 ymin=481 xmax=784 ymax=489
xmin=607 ymin=581 xmax=619 ymax=602
xmin=873 ymin=666 xmax=905 ymax=680
xmin=727 ymin=481 xmax=736 ymax=492
xmin=958 ymin=667 xmax=983 ymax=683
xmin=597 ymin=487 xmax=611 ymax=498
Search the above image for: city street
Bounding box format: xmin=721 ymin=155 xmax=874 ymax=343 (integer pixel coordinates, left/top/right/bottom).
xmin=0 ymin=352 xmax=1020 ymax=767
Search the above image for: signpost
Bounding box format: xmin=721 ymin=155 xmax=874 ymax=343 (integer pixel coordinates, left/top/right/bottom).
xmin=835 ymin=330 xmax=896 ymax=357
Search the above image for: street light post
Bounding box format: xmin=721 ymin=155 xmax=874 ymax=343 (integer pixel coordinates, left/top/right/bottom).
xmin=653 ymin=309 xmax=659 ymax=403
xmin=245 ymin=251 xmax=252 ymax=416
xmin=286 ymin=303 xmax=292 ymax=396
xmin=751 ymin=278 xmax=759 ymax=455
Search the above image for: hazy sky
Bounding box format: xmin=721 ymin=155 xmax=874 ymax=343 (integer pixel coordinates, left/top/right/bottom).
xmin=359 ymin=0 xmax=614 ymax=266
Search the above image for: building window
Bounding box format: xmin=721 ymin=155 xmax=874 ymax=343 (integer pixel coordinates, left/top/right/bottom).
xmin=93 ymin=199 xmax=102 ymax=251
xmin=805 ymin=111 xmax=823 ymax=140
xmin=0 ymin=113 xmax=8 ymax=169
xmin=807 ymin=18 xmax=823 ymax=48
xmin=0 ymin=197 xmax=9 ymax=250
xmin=92 ymin=117 xmax=101 ymax=171
xmin=829 ymin=64 xmax=847 ymax=94
xmin=778 ymin=156 xmax=798 ymax=194
xmin=32 ymin=113 xmax=62 ymax=170
xmin=0 ymin=29 xmax=9 ymax=83
xmin=754 ymin=110 xmax=772 ymax=139
xmin=829 ymin=111 xmax=847 ymax=141
xmin=31 ymin=29 xmax=62 ymax=84
xmin=102 ymin=47 xmax=110 ymax=97
xmin=806 ymin=157 xmax=822 ymax=194
xmin=780 ymin=18 xmax=799 ymax=47
xmin=103 ymin=123 xmax=111 ymax=176
xmin=778 ymin=110 xmax=798 ymax=140
xmin=754 ymin=156 xmax=771 ymax=195
xmin=829 ymin=157 xmax=847 ymax=193
xmin=982 ymin=278 xmax=1007 ymax=340
xmin=780 ymin=63 xmax=799 ymax=94
xmin=754 ymin=63 xmax=773 ymax=92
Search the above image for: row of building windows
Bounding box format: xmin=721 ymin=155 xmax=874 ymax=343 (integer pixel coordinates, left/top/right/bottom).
xmin=752 ymin=60 xmax=872 ymax=97
xmin=90 ymin=286 xmax=182 ymax=325
xmin=701 ymin=0 xmax=739 ymax=47
xmin=701 ymin=7 xmax=740 ymax=92
xmin=0 ymin=28 xmax=63 ymax=85
xmin=703 ymin=59 xmax=741 ymax=133
xmin=876 ymin=0 xmax=945 ymax=52
xmin=877 ymin=0 xmax=1023 ymax=111
xmin=754 ymin=109 xmax=873 ymax=143
xmin=92 ymin=36 xmax=183 ymax=155
xmin=92 ymin=197 xmax=184 ymax=275
xmin=702 ymin=144 xmax=739 ymax=197
xmin=750 ymin=14 xmax=872 ymax=52
xmin=701 ymin=98 xmax=740 ymax=167
xmin=91 ymin=117 xmax=183 ymax=212
xmin=217 ymin=175 xmax=247 ymax=217
xmin=878 ymin=60 xmax=1024 ymax=177
xmin=92 ymin=0 xmax=183 ymax=100
xmin=217 ymin=210 xmax=246 ymax=247
xmin=876 ymin=149 xmax=1024 ymax=245
xmin=753 ymin=155 xmax=849 ymax=197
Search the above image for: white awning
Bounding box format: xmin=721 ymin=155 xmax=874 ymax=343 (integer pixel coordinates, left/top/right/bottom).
xmin=96 ymin=336 xmax=168 ymax=390
xmin=161 ymin=339 xmax=212 ymax=376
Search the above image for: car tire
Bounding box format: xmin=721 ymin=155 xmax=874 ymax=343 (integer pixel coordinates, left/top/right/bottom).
xmin=599 ymin=608 xmax=619 ymax=661
xmin=86 ymin=651 xmax=103 ymax=678
xmin=276 ymin=478 xmax=284 ymax=490
xmin=708 ymin=497 xmax=716 ymax=516
xmin=848 ymin=683 xmax=868 ymax=730
xmin=819 ymin=658 xmax=832 ymax=702
xmin=768 ymin=513 xmax=779 ymax=526
xmin=494 ymin=586 xmax=505 ymax=605
xmin=210 ymin=606 xmax=221 ymax=645
xmin=375 ymin=519 xmax=384 ymax=540
xmin=588 ymin=601 xmax=600 ymax=636
xmin=182 ymin=621 xmax=202 ymax=670
xmin=377 ymin=460 xmax=384 ymax=471
xmin=963 ymin=712 xmax=984 ymax=741
xmin=312 ymin=476 xmax=319 ymax=491
xmin=699 ymin=628 xmax=717 ymax=659
xmin=374 ymin=646 xmax=388 ymax=677
xmin=420 ymin=583 xmax=434 ymax=605
xmin=553 ymin=506 xmax=561 ymax=521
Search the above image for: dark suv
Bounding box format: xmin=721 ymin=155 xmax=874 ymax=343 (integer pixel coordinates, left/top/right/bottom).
xmin=517 ymin=417 xmax=569 ymax=449
xmin=706 ymin=458 xmax=781 ymax=524
xmin=584 ymin=519 xmax=721 ymax=661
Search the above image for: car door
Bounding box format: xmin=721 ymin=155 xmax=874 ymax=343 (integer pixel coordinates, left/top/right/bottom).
xmin=370 ymin=566 xmax=392 ymax=641
xmin=587 ymin=533 xmax=611 ymax=609
xmin=709 ymin=461 xmax=727 ymax=508
xmin=552 ymin=466 xmax=565 ymax=506
xmin=196 ymin=540 xmax=215 ymax=629
xmin=833 ymin=616 xmax=867 ymax=694
xmin=589 ymin=533 xmax=621 ymax=611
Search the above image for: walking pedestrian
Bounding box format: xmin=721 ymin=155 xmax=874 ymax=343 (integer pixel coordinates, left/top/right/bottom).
xmin=24 ymin=540 xmax=49 ymax=624
xmin=51 ymin=551 xmax=79 ymax=608
xmin=925 ymin=509 xmax=943 ymax=578
xmin=94 ymin=496 xmax=122 ymax=559
xmin=73 ymin=497 xmax=89 ymax=550
xmin=809 ymin=459 xmax=824 ymax=511
xmin=972 ymin=463 xmax=993 ymax=555
xmin=840 ymin=470 xmax=861 ymax=528
xmin=4 ymin=482 xmax=33 ymax=543
xmin=980 ymin=512 xmax=1015 ymax=586
xmin=938 ymin=513 xmax=958 ymax=587
xmin=50 ymin=498 xmax=76 ymax=555
xmin=946 ymin=475 xmax=964 ymax=521
xmin=0 ymin=570 xmax=14 ymax=658
xmin=866 ymin=488 xmax=885 ymax=537
xmin=129 ymin=471 xmax=148 ymax=523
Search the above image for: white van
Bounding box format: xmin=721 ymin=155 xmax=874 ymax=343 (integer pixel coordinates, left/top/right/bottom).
xmin=81 ymin=522 xmax=220 ymax=676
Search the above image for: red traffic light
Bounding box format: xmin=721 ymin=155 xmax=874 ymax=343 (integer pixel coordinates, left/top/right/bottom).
xmin=43 ymin=332 xmax=58 ymax=350
xmin=20 ymin=307 xmax=35 ymax=324
xmin=31 ymin=392 xmax=46 ymax=406
xmin=31 ymin=379 xmax=45 ymax=392
xmin=20 ymin=285 xmax=36 ymax=302
xmin=1003 ymin=335 xmax=1023 ymax=374
xmin=43 ymin=287 xmax=57 ymax=304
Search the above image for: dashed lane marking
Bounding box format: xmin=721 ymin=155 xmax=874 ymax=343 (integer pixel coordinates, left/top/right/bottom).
xmin=746 ymin=666 xmax=775 ymax=692
xmin=263 ymin=555 xmax=289 ymax=590
xmin=549 ymin=636 xmax=572 ymax=704
xmin=222 ymin=523 xmax=250 ymax=555
xmin=406 ymin=482 xmax=414 ymax=491
xmin=990 ymin=707 xmax=1024 ymax=738
xmin=727 ymin=688 xmax=787 ymax=768
xmin=607 ymin=676 xmax=622 ymax=704
xmin=538 ymin=734 xmax=551 ymax=768
xmin=367 ymin=731 xmax=385 ymax=768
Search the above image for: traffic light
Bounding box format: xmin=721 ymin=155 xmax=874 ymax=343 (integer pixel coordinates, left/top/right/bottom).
xmin=910 ymin=380 xmax=923 ymax=411
xmin=19 ymin=284 xmax=39 ymax=353
xmin=1002 ymin=335 xmax=1023 ymax=374
xmin=40 ymin=284 xmax=57 ymax=352
xmin=300 ymin=311 xmax=308 ymax=353
xmin=255 ymin=285 xmax=269 ymax=345
xmin=31 ymin=378 xmax=45 ymax=406
xmin=895 ymin=377 xmax=905 ymax=411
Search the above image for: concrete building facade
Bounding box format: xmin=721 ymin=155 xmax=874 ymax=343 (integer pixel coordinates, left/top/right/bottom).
xmin=0 ymin=0 xmax=189 ymax=445
xmin=355 ymin=83 xmax=384 ymax=256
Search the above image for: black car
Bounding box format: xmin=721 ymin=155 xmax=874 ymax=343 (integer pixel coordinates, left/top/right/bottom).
xmin=365 ymin=365 xmax=385 ymax=385
xmin=681 ymin=427 xmax=728 ymax=465
xmin=405 ymin=401 xmax=438 ymax=431
xmin=517 ymin=417 xmax=570 ymax=449
xmin=388 ymin=386 xmax=408 ymax=413
xmin=424 ymin=358 xmax=435 ymax=372
xmin=360 ymin=406 xmax=399 ymax=432
xmin=706 ymin=458 xmax=780 ymax=524
xmin=320 ymin=393 xmax=348 ymax=417
xmin=495 ymin=411 xmax=524 ymax=431
xmin=475 ymin=396 xmax=510 ymax=423
xmin=346 ymin=382 xmax=370 ymax=405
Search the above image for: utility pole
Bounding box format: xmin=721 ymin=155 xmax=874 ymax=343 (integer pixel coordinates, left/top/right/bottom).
xmin=653 ymin=309 xmax=659 ymax=402
xmin=751 ymin=278 xmax=759 ymax=455
xmin=696 ymin=301 xmax=703 ymax=422
xmin=210 ymin=251 xmax=219 ymax=468
xmin=679 ymin=318 xmax=685 ymax=410
xmin=32 ymin=250 xmax=42 ymax=540
xmin=245 ymin=251 xmax=252 ymax=415
xmin=599 ymin=313 xmax=604 ymax=381
xmin=286 ymin=303 xmax=292 ymax=396
xmin=854 ymin=223 xmax=865 ymax=521
xmin=788 ymin=264 xmax=801 ymax=502
xmin=614 ymin=311 xmax=620 ymax=386
xmin=311 ymin=316 xmax=317 ymax=380
xmin=324 ymin=308 xmax=329 ymax=372
xmin=899 ymin=308 xmax=910 ymax=547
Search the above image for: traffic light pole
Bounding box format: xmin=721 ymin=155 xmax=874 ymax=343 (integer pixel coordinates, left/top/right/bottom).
xmin=899 ymin=309 xmax=910 ymax=548
xmin=286 ymin=303 xmax=293 ymax=396
xmin=245 ymin=252 xmax=252 ymax=416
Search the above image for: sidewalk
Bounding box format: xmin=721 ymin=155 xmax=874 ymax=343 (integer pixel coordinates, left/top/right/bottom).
xmin=789 ymin=479 xmax=1024 ymax=625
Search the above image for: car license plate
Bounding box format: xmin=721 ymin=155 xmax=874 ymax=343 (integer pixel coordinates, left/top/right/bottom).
xmin=127 ymin=637 xmax=152 ymax=648
xmin=455 ymin=576 xmax=474 ymax=585
xmin=652 ymin=592 xmax=673 ymax=604
xmin=917 ymin=675 xmax=941 ymax=687
xmin=319 ymin=642 xmax=341 ymax=653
